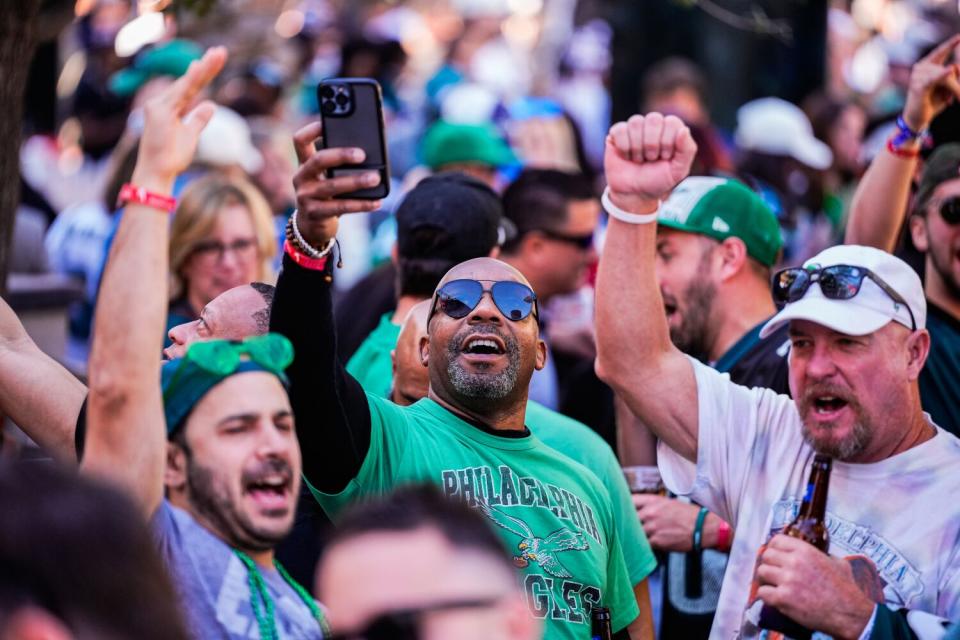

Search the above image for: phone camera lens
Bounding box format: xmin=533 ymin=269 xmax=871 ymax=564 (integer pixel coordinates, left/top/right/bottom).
xmin=335 ymin=93 xmax=349 ymax=107
xmin=320 ymin=86 xmax=335 ymax=99
xmin=321 ymin=100 xmax=336 ymax=115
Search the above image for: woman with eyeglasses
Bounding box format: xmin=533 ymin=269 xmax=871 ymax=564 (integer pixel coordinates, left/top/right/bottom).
xmin=166 ymin=173 xmax=277 ymax=339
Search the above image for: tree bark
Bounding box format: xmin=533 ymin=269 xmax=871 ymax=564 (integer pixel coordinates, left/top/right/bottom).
xmin=0 ymin=0 xmax=41 ymax=294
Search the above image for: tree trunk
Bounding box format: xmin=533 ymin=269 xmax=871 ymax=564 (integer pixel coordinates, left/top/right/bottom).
xmin=0 ymin=1 xmax=41 ymax=294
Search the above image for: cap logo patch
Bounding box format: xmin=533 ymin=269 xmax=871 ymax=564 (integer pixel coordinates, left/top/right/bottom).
xmin=712 ymin=217 xmax=730 ymax=233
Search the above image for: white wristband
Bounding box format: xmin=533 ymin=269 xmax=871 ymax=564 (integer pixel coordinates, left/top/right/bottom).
xmin=601 ymin=187 xmax=660 ymax=224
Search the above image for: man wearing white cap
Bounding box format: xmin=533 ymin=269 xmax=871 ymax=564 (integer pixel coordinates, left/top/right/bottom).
xmin=595 ymin=111 xmax=960 ymax=639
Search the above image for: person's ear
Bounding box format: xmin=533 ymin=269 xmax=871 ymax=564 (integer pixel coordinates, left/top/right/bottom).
xmin=905 ymin=329 xmax=931 ymax=381
xmin=909 ymin=214 xmax=929 ymax=253
xmin=390 ymin=242 xmax=399 ymax=266
xmin=164 ymin=440 xmax=188 ymax=492
xmin=717 ymin=237 xmax=748 ymax=283
xmin=489 ymin=245 xmax=501 ymax=259
xmin=390 ymin=349 xmax=397 ymax=375
xmin=2 ymin=607 xmax=75 ymax=640
xmin=419 ymin=335 xmax=430 ymax=367
xmin=534 ymin=338 xmax=547 ymax=371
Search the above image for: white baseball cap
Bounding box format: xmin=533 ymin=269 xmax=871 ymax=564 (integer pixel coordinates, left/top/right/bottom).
xmin=735 ymin=97 xmax=833 ymax=170
xmin=194 ymin=106 xmax=263 ymax=175
xmin=760 ymin=245 xmax=926 ymax=338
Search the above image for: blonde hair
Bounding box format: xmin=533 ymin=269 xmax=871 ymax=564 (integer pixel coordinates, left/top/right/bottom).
xmin=169 ymin=172 xmax=277 ymax=301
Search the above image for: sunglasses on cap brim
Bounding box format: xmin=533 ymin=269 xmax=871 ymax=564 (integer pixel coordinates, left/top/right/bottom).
xmin=428 ymin=279 xmax=539 ymax=324
xmin=771 ymin=264 xmax=916 ymax=330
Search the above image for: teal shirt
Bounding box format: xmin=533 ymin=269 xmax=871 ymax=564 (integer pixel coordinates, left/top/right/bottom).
xmin=308 ymin=395 xmax=640 ymax=637
xmin=921 ymin=302 xmax=960 ymax=436
xmin=345 ymin=313 xmax=400 ymax=398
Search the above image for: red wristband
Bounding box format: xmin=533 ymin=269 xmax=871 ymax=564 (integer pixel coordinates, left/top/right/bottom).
xmin=117 ymin=183 xmax=177 ymax=213
xmin=886 ymin=137 xmax=920 ymax=159
xmin=284 ymin=239 xmax=329 ymax=271
xmin=715 ymin=519 xmax=732 ymax=551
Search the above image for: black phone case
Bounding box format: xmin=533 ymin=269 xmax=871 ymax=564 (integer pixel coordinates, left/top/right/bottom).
xmin=318 ymin=78 xmax=390 ymax=200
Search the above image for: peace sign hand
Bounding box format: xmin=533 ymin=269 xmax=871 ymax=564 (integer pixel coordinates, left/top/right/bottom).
xmin=903 ymin=34 xmax=960 ymax=132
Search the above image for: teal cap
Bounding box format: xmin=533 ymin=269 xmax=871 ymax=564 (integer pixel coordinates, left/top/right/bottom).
xmin=109 ymin=39 xmax=203 ymax=97
xmin=420 ymin=120 xmax=517 ymax=170
xmin=657 ymin=177 xmax=783 ymax=267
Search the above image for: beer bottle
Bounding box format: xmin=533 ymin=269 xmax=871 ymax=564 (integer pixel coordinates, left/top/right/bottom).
xmin=758 ymin=454 xmax=832 ymax=639
xmin=590 ymin=606 xmax=613 ymax=640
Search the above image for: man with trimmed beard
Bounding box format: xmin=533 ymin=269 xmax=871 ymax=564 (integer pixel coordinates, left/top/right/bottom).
xmin=595 ymin=111 xmax=960 ymax=638
xmin=269 ymin=125 xmax=651 ymax=638
xmin=80 ymin=49 xmax=329 ymax=638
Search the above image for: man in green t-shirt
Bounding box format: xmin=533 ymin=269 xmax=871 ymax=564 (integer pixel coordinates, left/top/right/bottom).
xmin=388 ymin=300 xmax=657 ymax=602
xmin=271 ymin=131 xmax=651 ymax=638
xmin=346 ymin=173 xmax=509 ymax=396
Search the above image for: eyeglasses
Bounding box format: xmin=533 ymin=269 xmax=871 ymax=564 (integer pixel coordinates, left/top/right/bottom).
xmin=192 ymin=237 xmax=259 ymax=263
xmin=772 ymin=264 xmax=916 ymax=330
xmin=324 ymin=597 xmax=502 ymax=640
xmin=935 ymin=196 xmax=960 ymax=225
xmin=536 ymin=228 xmax=594 ymax=250
xmin=162 ymin=334 xmax=294 ymax=402
xmin=428 ymin=279 xmax=538 ymax=324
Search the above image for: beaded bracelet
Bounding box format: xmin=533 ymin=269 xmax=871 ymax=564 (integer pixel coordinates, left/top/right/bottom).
xmin=286 ymin=210 xmax=335 ymax=259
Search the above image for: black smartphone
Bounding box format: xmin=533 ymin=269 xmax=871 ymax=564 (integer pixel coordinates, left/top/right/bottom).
xmin=317 ymin=78 xmax=390 ymax=200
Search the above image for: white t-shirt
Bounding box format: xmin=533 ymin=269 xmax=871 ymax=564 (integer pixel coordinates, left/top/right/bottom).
xmin=658 ymin=358 xmax=960 ymax=639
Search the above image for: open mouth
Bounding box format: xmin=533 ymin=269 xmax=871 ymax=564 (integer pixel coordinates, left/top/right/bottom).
xmin=811 ymin=395 xmax=849 ymax=417
xmin=461 ymin=334 xmax=506 ymax=357
xmin=244 ymin=473 xmax=292 ymax=512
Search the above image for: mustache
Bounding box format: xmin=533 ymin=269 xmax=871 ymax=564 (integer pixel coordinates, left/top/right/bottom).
xmin=241 ymin=458 xmax=293 ymax=486
xmin=800 ymin=382 xmax=854 ymax=405
xmin=449 ymin=323 xmax=514 ymax=353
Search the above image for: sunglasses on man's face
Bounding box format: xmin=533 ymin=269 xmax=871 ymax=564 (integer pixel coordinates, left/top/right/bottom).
xmin=536 ymin=228 xmax=595 ymax=251
xmin=771 ymin=264 xmax=916 ymax=330
xmin=324 ymin=597 xmax=502 ymax=640
xmin=429 ymin=279 xmax=539 ymax=324
xmin=935 ymin=196 xmax=960 ymax=225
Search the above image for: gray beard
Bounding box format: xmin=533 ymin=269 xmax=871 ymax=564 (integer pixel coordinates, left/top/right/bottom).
xmin=445 ymin=327 xmax=521 ymax=401
xmin=797 ymin=388 xmax=872 ymax=460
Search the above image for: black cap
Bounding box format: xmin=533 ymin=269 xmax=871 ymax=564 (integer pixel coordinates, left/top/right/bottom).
xmin=396 ymin=172 xmax=513 ymax=264
xmin=916 ymin=143 xmax=960 ymax=211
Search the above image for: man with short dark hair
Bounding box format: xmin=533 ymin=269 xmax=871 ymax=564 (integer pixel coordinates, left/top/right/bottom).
xmin=346 ymin=173 xmax=506 ymax=397
xmin=499 ymin=168 xmax=600 ymax=410
xmin=316 ymin=484 xmax=541 ymax=640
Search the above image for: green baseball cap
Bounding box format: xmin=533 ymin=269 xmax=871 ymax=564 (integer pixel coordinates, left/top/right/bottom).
xmin=109 ymin=39 xmax=203 ymax=97
xmin=420 ymin=120 xmax=517 ymax=170
xmin=657 ymin=176 xmax=783 ymax=267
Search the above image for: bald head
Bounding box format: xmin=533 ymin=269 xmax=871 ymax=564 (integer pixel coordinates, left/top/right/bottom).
xmin=436 ymin=258 xmax=532 ymax=291
xmin=391 ymin=301 xmax=432 ymax=406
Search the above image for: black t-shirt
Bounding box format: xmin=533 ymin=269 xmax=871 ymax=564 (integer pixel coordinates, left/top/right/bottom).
xmin=660 ymin=319 xmax=791 ymax=640
xmin=920 ymin=302 xmax=960 ymax=437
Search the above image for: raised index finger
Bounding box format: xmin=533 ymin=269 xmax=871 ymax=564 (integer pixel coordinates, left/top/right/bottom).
xmin=922 ymin=34 xmax=960 ymax=65
xmin=293 ymin=121 xmax=324 ymax=165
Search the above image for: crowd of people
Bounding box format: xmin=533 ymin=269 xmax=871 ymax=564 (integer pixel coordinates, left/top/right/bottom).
xmin=3 ymin=1 xmax=960 ymax=639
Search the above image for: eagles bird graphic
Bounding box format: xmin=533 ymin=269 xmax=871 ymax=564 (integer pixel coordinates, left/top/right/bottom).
xmin=478 ymin=500 xmax=590 ymax=578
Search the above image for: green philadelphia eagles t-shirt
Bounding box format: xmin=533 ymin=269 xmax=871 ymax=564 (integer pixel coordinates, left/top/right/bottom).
xmin=525 ymin=402 xmax=657 ymax=587
xmin=345 ymin=313 xmax=399 ymax=397
xmin=307 ymin=395 xmax=640 ymax=636
xmin=344 ymin=320 xmax=657 ymax=590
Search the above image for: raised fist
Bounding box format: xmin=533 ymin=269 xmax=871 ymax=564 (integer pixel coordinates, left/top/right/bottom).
xmin=603 ymin=113 xmax=697 ymax=210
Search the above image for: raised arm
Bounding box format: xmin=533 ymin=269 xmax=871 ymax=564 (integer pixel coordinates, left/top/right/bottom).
xmin=0 ymin=296 xmax=85 ymax=462
xmin=594 ymin=113 xmax=701 ymax=461
xmin=846 ymin=35 xmax=960 ymax=250
xmin=83 ymin=50 xmax=226 ymax=516
xmin=269 ymin=123 xmax=383 ymax=493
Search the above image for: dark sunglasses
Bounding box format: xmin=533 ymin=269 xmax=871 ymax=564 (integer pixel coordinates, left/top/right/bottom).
xmin=935 ymin=196 xmax=960 ymax=225
xmin=536 ymin=228 xmax=594 ymax=250
xmin=429 ymin=279 xmax=539 ymax=324
xmin=772 ymin=264 xmax=916 ymax=330
xmin=324 ymin=597 xmax=501 ymax=640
